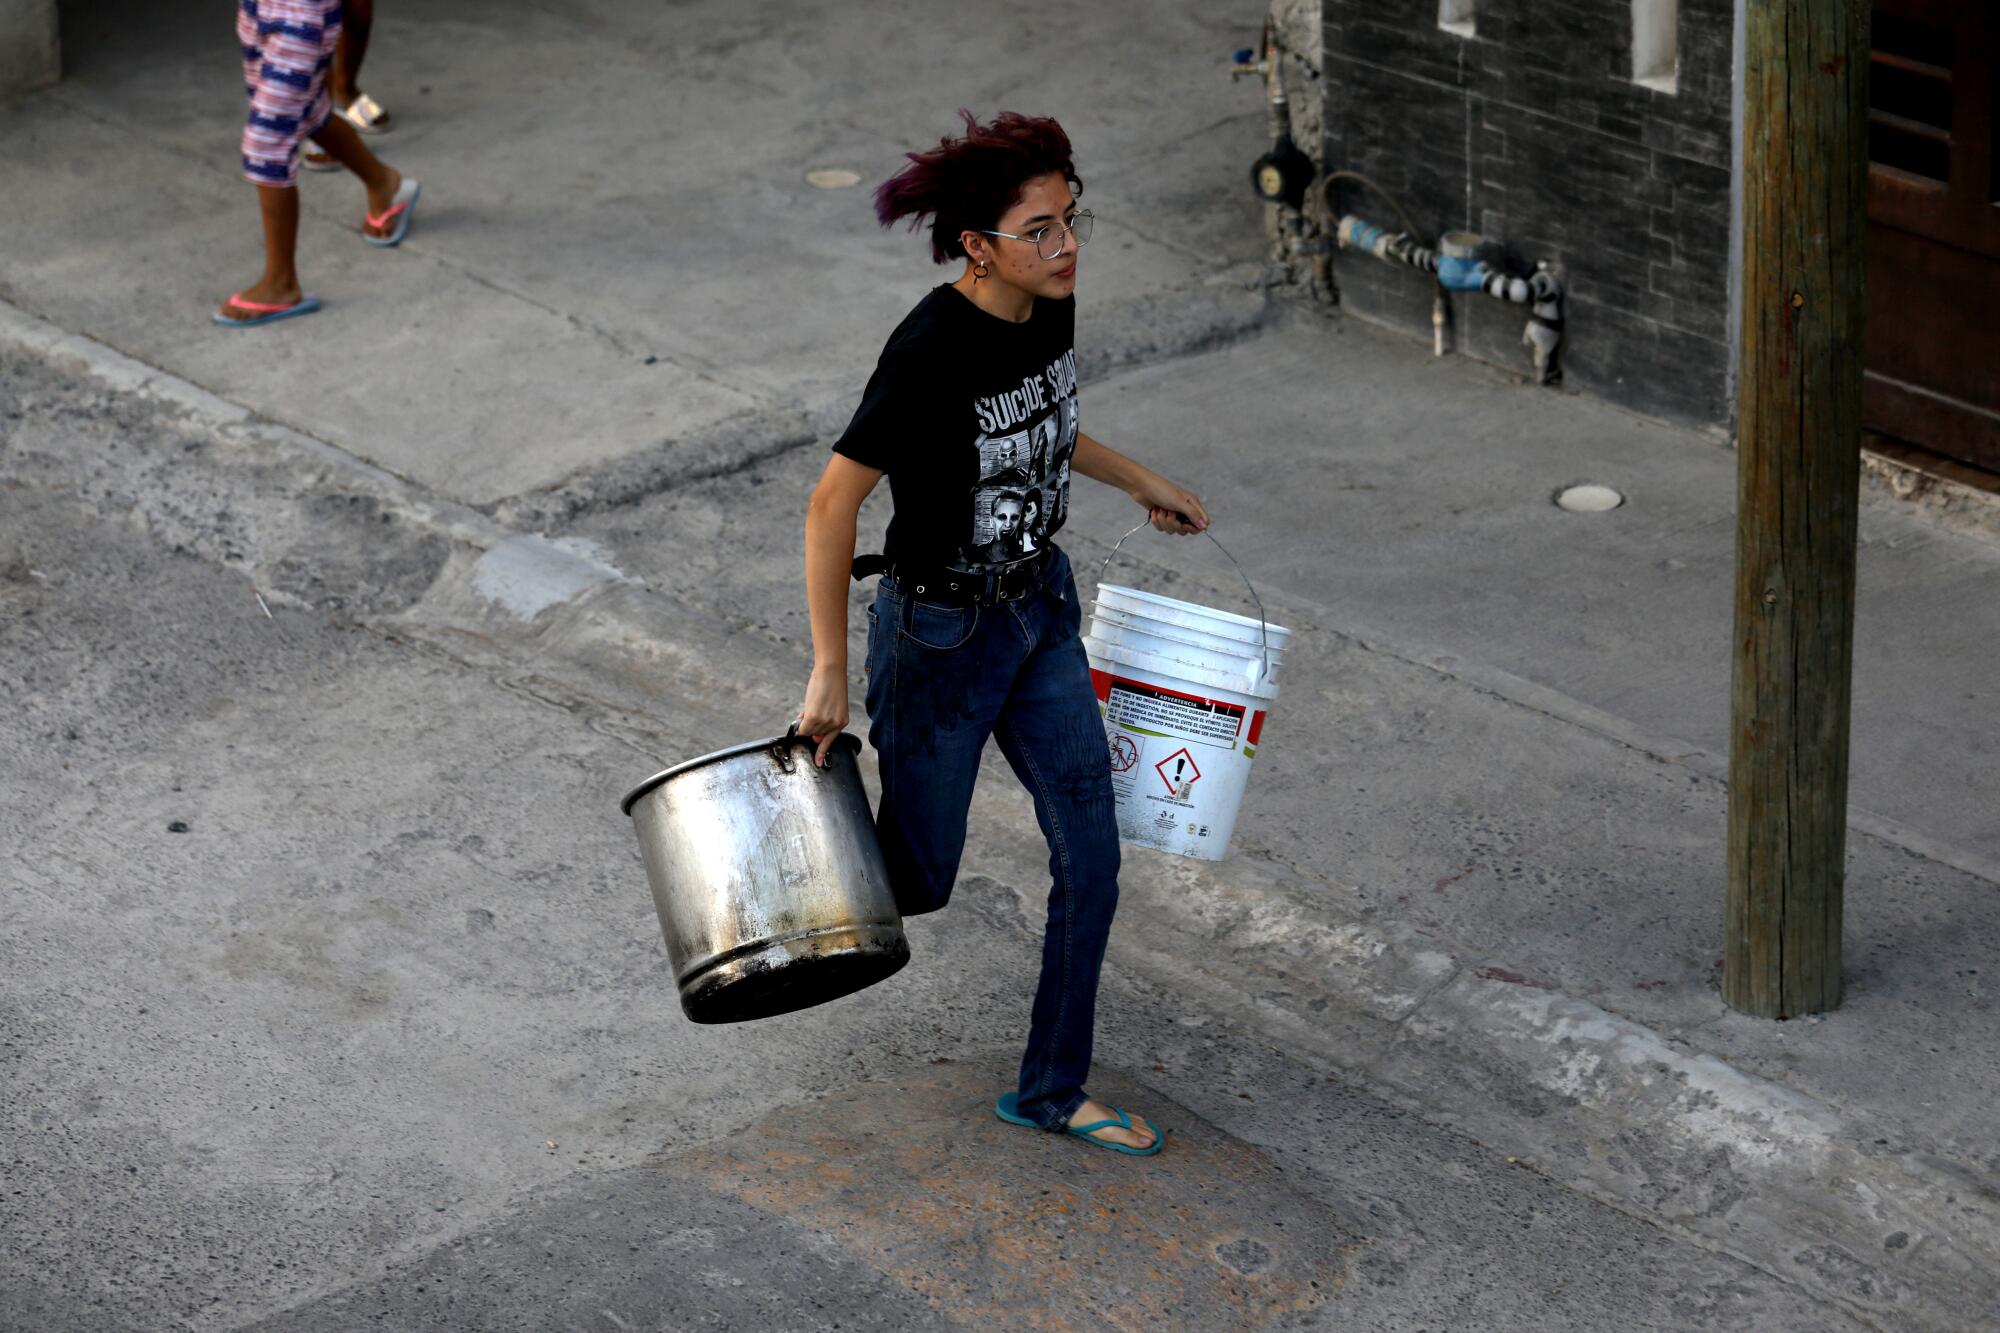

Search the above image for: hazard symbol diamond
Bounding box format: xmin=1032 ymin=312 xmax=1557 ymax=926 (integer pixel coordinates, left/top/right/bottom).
xmin=1156 ymin=747 xmax=1200 ymax=795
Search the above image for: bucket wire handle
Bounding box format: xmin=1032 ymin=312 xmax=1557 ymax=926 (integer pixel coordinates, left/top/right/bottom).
xmin=1096 ymin=520 xmax=1272 ymax=685
xmin=774 ymin=720 xmax=803 ymax=773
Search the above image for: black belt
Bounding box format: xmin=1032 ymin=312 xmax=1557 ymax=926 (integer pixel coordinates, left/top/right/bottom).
xmin=851 ymin=550 xmax=1050 ymax=606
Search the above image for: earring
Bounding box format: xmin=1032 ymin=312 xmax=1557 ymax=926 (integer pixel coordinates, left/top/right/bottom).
xmin=973 ymin=260 xmax=990 ymax=282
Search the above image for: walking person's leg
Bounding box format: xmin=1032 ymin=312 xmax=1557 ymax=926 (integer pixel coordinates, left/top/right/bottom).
xmin=861 ymin=583 xmax=1019 ymax=917
xmin=861 ymin=557 xmax=1154 ymax=1152
xmin=307 ymin=113 xmax=413 ymax=240
xmin=222 ymin=0 xmax=416 ymax=322
xmin=221 ymin=0 xmax=342 ymax=322
xmin=993 ymin=558 xmax=1157 ymax=1152
xmin=326 ymin=0 xmax=380 ymax=120
xmin=303 ymin=0 xmax=385 ymax=168
xmin=220 ymin=185 xmax=308 ymax=318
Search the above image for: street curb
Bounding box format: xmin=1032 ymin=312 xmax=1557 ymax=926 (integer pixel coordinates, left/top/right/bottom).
xmin=962 ymin=803 xmax=1998 ymax=1332
xmin=1049 ymin=844 xmax=2000 ymax=1333
xmin=0 ymin=299 xmax=511 ymax=554
xmin=6 ymin=297 xmax=1995 ymax=1331
xmin=479 ymin=278 xmax=1281 ymax=530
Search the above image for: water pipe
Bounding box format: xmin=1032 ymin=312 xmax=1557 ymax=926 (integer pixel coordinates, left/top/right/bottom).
xmin=1333 ymin=213 xmax=1565 ymax=385
xmin=1323 ymin=171 xmax=1424 ymax=246
xmin=1233 ymin=28 xmax=1314 ymax=211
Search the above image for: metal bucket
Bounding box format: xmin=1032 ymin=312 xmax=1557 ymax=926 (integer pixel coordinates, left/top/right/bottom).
xmin=620 ymin=730 xmax=908 ymax=1023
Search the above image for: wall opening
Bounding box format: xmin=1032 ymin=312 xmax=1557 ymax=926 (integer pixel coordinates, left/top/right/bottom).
xmin=1438 ymin=0 xmax=1475 ymax=40
xmin=1869 ymin=12 xmax=1955 ymax=183
xmin=1632 ymin=0 xmax=1679 ymax=93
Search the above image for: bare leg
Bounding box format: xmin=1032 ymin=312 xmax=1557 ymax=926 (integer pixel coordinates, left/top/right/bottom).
xmin=219 ymin=185 xmax=304 ymax=318
xmin=308 ymin=114 xmax=404 ymax=237
xmin=327 ymin=0 xmax=378 ymax=118
xmin=306 ymin=0 xmax=379 ymax=167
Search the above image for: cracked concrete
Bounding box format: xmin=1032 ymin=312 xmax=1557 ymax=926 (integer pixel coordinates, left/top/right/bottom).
xmin=6 ymin=0 xmax=1998 ymax=1327
xmin=1 ymin=340 xmax=1870 ymax=1333
xmin=8 ymin=296 xmax=1998 ymax=1328
xmin=0 ymin=0 xmax=1277 ymax=504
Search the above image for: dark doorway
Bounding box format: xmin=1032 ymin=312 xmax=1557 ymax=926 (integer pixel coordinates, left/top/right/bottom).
xmin=1866 ymin=0 xmax=2000 ymax=473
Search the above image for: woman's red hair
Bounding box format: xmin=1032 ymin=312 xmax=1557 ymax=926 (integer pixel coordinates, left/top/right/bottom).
xmin=875 ymin=110 xmax=1083 ymax=264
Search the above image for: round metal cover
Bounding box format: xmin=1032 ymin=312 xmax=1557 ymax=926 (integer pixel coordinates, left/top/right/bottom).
xmin=1556 ymin=483 xmax=1625 ymax=512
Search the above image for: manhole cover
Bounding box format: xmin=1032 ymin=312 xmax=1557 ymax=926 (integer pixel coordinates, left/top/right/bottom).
xmin=1555 ymin=483 xmax=1624 ymax=512
xmin=806 ymin=168 xmax=862 ymax=189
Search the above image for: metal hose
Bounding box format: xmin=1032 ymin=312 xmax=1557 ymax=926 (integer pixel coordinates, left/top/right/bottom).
xmin=1321 ymin=171 xmax=1425 ymax=246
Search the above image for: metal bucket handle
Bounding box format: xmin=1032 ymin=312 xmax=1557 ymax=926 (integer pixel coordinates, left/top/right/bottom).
xmin=776 ymin=721 xmax=805 ymax=773
xmin=1096 ymin=519 xmax=1273 ymax=685
xmin=779 ymin=720 xmax=861 ymax=772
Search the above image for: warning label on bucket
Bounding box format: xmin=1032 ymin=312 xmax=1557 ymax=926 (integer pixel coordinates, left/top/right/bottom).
xmin=1086 ymin=648 xmax=1275 ymax=862
xmin=1155 ymin=747 xmax=1201 ymax=798
xmin=1101 ymin=678 xmax=1246 ymax=748
xmin=1106 ymin=730 xmax=1144 ymax=801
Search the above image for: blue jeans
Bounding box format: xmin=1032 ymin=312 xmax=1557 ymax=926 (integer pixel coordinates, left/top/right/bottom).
xmin=862 ymin=547 xmax=1120 ymax=1132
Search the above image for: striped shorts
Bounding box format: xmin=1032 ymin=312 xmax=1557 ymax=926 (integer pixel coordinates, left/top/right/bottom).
xmin=237 ymin=0 xmax=343 ymax=187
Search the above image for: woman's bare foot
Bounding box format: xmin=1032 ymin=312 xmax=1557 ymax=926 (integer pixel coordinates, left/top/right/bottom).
xmin=217 ymin=274 xmax=305 ymax=321
xmin=1067 ymin=1097 xmax=1158 ymax=1151
xmin=363 ymin=167 xmax=404 ymax=239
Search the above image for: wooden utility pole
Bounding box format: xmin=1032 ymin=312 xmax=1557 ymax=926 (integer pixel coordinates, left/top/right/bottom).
xmin=1726 ymin=0 xmax=1870 ymax=1017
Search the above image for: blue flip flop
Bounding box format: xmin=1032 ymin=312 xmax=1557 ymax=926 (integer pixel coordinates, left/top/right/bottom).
xmin=363 ymin=178 xmax=421 ymax=247
xmin=212 ymin=293 xmax=322 ymax=328
xmin=995 ymin=1092 xmax=1164 ymax=1156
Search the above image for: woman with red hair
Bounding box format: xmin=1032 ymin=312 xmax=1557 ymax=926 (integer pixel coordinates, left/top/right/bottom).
xmin=798 ymin=111 xmax=1208 ymax=1156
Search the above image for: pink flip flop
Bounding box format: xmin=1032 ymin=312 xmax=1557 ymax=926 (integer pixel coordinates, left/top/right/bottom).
xmin=212 ymin=293 xmax=323 ymax=328
xmin=363 ymin=178 xmax=421 ymax=247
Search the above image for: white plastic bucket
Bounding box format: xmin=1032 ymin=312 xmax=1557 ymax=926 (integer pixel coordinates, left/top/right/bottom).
xmin=1086 ymin=602 xmax=1291 ymax=692
xmin=1095 ymin=587 xmax=1289 ymax=671
xmin=1082 ymin=527 xmax=1289 ymax=861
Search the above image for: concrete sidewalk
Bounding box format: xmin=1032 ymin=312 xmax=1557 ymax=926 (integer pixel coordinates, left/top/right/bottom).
xmin=0 ymin=0 xmax=1273 ymax=502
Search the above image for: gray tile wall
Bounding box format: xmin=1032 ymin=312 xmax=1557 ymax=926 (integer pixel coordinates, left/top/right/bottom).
xmin=1323 ymin=0 xmax=1735 ymax=425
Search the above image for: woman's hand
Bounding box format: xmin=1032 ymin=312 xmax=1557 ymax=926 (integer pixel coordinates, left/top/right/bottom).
xmin=1070 ymin=433 xmax=1208 ymax=536
xmin=798 ymin=663 xmax=850 ymax=767
xmin=1132 ymin=476 xmax=1209 ymax=536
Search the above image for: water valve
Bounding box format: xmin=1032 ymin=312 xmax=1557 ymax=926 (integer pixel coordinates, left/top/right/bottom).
xmin=1251 ymin=130 xmax=1315 ymax=209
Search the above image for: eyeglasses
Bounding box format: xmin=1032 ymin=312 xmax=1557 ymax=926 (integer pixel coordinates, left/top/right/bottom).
xmin=981 ymin=209 xmax=1094 ymax=261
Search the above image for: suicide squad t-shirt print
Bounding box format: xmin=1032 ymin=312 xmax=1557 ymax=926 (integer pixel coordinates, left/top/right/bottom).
xmin=834 ymin=285 xmax=1080 ymax=575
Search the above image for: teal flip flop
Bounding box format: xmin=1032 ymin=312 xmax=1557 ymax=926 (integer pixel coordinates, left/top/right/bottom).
xmin=995 ymin=1092 xmax=1164 ymax=1156
xmin=212 ymin=293 xmax=322 ymax=328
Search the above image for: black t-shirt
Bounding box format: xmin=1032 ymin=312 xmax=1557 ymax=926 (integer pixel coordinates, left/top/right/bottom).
xmin=833 ymin=285 xmax=1080 ymax=574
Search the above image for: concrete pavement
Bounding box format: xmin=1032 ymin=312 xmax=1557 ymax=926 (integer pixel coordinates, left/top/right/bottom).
xmin=524 ymin=310 xmax=2000 ymax=1330
xmin=0 ymin=341 xmax=1869 ymax=1331
xmin=6 ymin=0 xmax=2000 ymax=1327
xmin=8 ymin=287 xmax=1997 ymax=1328
xmin=2 ymin=0 xmax=1273 ymax=501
